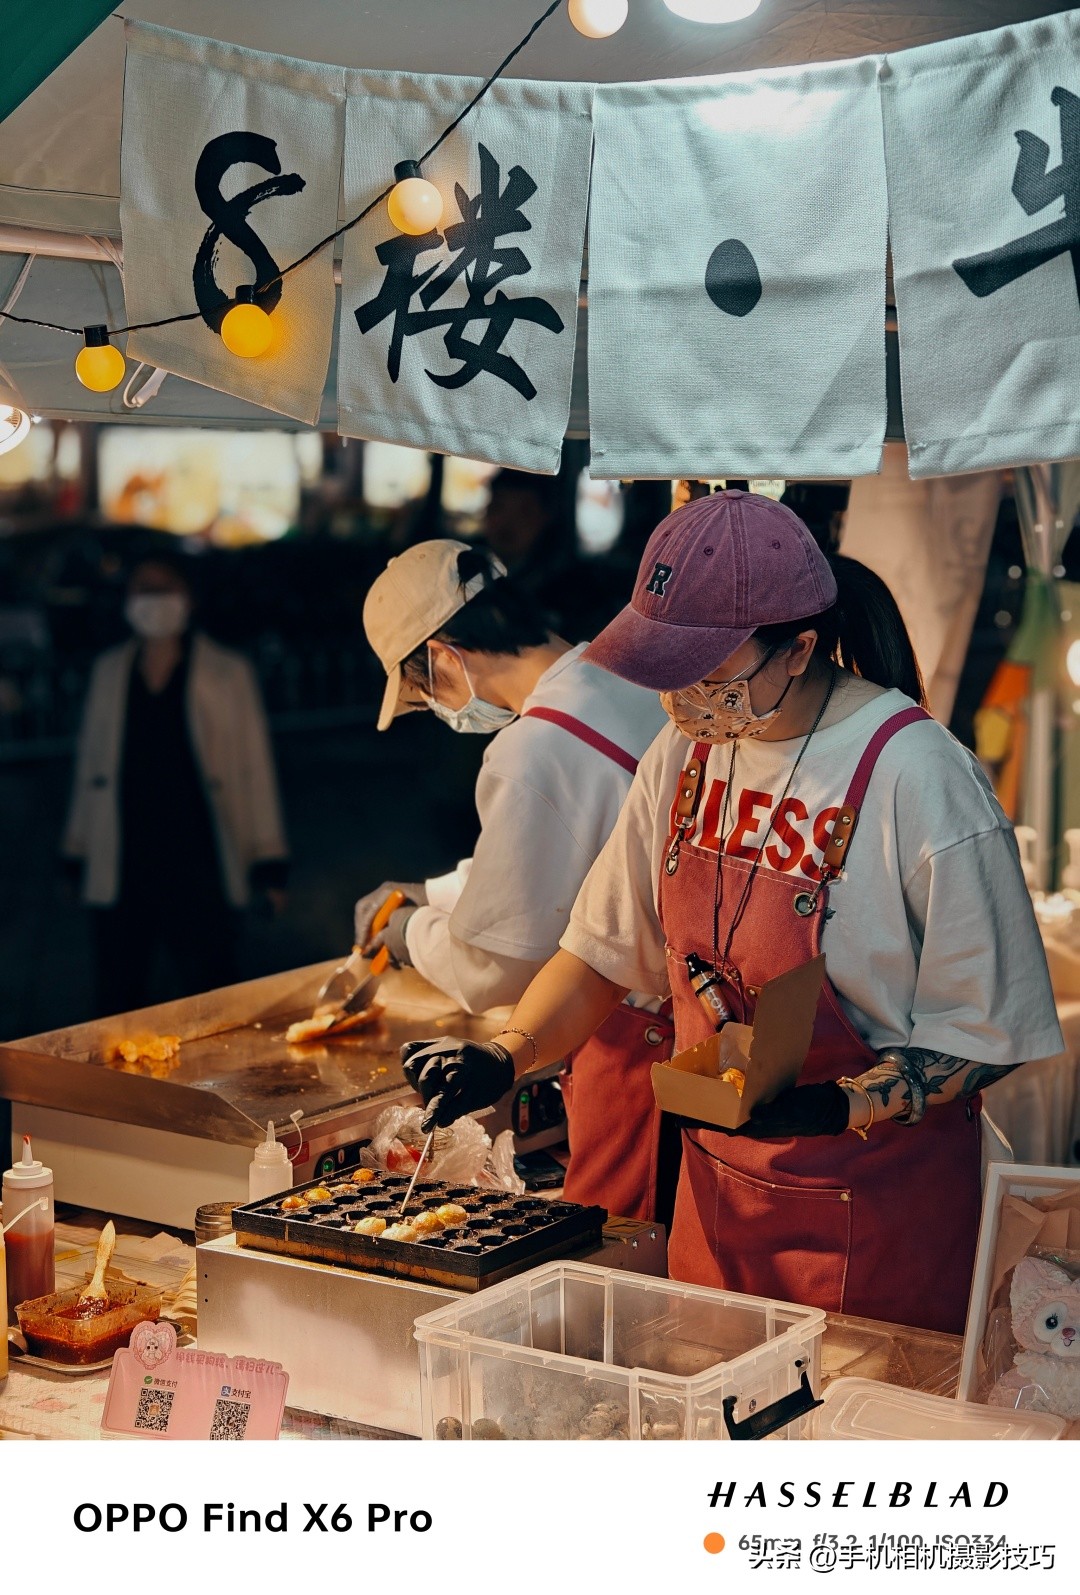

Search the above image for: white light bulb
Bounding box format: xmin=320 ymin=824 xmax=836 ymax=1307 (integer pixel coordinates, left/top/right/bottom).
xmin=1067 ymin=639 xmax=1080 ymax=688
xmin=0 ymin=403 xmax=31 ymax=457
xmin=568 ymin=0 xmax=628 ymax=38
xmin=663 ymin=0 xmax=762 ymax=22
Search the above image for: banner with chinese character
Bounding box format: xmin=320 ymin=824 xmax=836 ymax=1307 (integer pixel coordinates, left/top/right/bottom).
xmin=587 ymin=59 xmax=888 ymax=480
xmin=120 ymin=23 xmax=343 ymax=426
xmin=882 ymin=10 xmax=1080 ymax=478
xmin=337 ymin=71 xmax=593 ymax=473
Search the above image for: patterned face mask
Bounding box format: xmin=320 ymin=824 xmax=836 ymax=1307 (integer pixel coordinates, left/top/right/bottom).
xmin=660 ymin=650 xmax=792 ymax=741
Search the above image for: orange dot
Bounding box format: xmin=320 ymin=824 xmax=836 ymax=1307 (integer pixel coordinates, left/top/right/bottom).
xmin=703 ymin=1533 xmax=726 ymax=1555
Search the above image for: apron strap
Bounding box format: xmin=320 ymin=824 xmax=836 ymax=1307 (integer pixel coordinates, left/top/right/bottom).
xmin=822 ymin=706 xmax=932 ymax=878
xmin=663 ymin=740 xmax=712 ymax=875
xmin=522 ymin=707 xmax=639 ymax=776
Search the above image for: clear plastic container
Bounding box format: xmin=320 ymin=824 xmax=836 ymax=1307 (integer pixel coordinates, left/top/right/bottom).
xmin=811 ymin=1377 xmax=1066 ymax=1440
xmin=16 ymin=1283 xmax=161 ymax=1365
xmin=414 ymin=1261 xmax=826 ymax=1441
xmin=821 ymin=1311 xmax=962 ymax=1396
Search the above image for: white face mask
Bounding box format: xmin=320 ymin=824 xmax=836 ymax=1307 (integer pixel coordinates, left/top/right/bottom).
xmin=423 ymin=644 xmax=517 ymax=735
xmin=125 ymin=593 xmax=191 ymax=641
xmin=661 ymin=651 xmax=792 ymax=741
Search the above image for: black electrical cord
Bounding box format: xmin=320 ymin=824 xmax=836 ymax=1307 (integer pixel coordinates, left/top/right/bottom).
xmin=1 ymin=0 xmax=565 ymax=341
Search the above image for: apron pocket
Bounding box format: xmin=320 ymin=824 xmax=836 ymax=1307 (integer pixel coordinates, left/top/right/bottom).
xmin=670 ymin=1134 xmax=853 ymax=1313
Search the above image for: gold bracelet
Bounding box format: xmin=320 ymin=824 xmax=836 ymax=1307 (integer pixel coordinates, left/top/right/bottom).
xmin=838 ymin=1076 xmax=876 ymax=1141
xmin=494 ymin=1026 xmax=539 ymax=1069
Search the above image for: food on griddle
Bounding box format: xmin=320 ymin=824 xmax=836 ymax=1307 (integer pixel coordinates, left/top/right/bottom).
xmin=104 ymin=1031 xmax=182 ymax=1078
xmin=280 ymin=1193 xmax=308 ymax=1211
xmin=285 ymin=1002 xmax=384 ymax=1045
xmin=350 ymin=1167 xmax=376 ymax=1184
xmin=382 ymin=1221 xmax=419 ymax=1242
xmin=434 ymin=1203 xmax=468 ymax=1228
xmin=354 ymin=1216 xmax=387 ymax=1237
xmin=720 ymin=1067 xmax=746 ymax=1095
xmin=411 ymin=1211 xmax=446 ymax=1236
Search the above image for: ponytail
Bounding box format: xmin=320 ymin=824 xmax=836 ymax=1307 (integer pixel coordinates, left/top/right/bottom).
xmin=754 ymin=554 xmax=927 ymax=707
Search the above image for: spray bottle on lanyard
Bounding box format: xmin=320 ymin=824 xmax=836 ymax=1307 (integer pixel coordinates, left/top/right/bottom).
xmin=685 ymin=952 xmax=731 ymax=1031
xmin=2 ymin=1135 xmax=55 ymax=1320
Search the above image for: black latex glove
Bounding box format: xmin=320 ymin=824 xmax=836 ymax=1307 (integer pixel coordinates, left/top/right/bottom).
xmin=366 ymin=906 xmax=416 ymax=968
xmin=401 ymin=1037 xmax=516 ymax=1131
xmin=725 ymin=1081 xmax=850 ymax=1140
xmin=353 ymin=880 xmax=427 ymax=947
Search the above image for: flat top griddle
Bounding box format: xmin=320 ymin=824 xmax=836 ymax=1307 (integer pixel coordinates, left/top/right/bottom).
xmin=233 ymin=1168 xmax=606 ymax=1292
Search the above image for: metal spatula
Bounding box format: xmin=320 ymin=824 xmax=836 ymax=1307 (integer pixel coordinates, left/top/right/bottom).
xmin=313 ymin=889 xmax=406 ymax=1019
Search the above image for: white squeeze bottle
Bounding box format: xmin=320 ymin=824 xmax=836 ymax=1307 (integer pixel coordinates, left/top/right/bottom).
xmin=249 ymin=1120 xmax=292 ymax=1201
xmin=3 ymin=1136 xmax=55 ymax=1320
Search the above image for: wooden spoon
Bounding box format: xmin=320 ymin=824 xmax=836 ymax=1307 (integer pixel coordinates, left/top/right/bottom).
xmin=78 ymin=1219 xmax=116 ymax=1304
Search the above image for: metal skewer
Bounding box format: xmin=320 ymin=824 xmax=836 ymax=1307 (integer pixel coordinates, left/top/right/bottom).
xmin=399 ymin=1129 xmax=435 ymax=1216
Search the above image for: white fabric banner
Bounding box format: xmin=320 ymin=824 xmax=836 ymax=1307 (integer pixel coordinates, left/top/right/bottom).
xmin=842 ymin=443 xmax=1002 ymax=724
xmin=338 ymin=71 xmax=592 ymax=474
xmin=882 ymin=10 xmax=1080 ymax=478
xmin=587 ymin=58 xmax=888 ymax=481
xmin=120 ymin=23 xmax=343 ymax=426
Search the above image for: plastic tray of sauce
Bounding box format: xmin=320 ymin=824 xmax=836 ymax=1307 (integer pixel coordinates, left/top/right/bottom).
xmin=15 ymin=1283 xmax=161 ymax=1365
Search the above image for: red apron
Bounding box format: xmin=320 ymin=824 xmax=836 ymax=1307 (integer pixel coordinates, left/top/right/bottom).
xmin=523 ymin=706 xmax=674 ymax=1222
xmin=656 ymin=709 xmax=983 ymax=1334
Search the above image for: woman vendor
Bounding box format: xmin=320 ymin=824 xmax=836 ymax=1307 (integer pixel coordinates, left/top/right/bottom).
xmin=401 ymin=490 xmax=1063 ymax=1333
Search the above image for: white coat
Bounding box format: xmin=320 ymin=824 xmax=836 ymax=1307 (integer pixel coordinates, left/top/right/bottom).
xmin=62 ymin=634 xmax=288 ymax=908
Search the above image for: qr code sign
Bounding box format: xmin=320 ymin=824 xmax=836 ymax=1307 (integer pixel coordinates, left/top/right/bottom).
xmin=210 ymin=1397 xmax=251 ymax=1440
xmin=135 ymin=1387 xmax=174 ymax=1432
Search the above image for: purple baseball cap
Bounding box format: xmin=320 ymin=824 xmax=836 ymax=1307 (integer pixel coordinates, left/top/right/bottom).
xmin=583 ymin=490 xmax=837 ymax=691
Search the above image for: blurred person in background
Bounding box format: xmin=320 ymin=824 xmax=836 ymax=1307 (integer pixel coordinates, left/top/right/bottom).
xmin=61 ymin=550 xmax=289 ymax=1015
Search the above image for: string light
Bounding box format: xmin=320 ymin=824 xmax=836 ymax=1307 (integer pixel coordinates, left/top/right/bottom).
xmin=663 ymin=0 xmax=763 ymax=21
xmin=568 ymin=0 xmax=628 ymax=38
xmin=219 ymin=285 xmax=274 ymax=357
xmin=0 ymin=402 xmax=31 ymax=456
xmin=387 ymin=161 xmax=444 ymax=235
xmin=74 ymin=326 xmax=126 ymax=392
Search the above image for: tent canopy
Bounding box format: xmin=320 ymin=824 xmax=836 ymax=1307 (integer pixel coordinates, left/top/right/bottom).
xmin=0 ymin=0 xmax=1068 ymax=432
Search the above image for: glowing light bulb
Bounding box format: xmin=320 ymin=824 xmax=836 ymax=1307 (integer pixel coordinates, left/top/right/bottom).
xmin=568 ymin=0 xmax=628 ymax=37
xmin=1067 ymin=639 xmax=1080 ymax=688
xmin=387 ymin=161 xmax=444 ymax=235
xmin=220 ymin=285 xmax=274 ymax=358
xmin=663 ymin=0 xmax=762 ymax=21
xmin=74 ymin=325 xmax=126 ymax=393
xmin=0 ymin=403 xmax=31 ymax=456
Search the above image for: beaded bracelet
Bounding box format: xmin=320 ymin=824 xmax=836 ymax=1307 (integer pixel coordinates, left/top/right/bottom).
xmin=494 ymin=1026 xmax=539 ymax=1069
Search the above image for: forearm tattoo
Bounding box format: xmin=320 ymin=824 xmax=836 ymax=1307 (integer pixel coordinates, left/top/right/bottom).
xmin=858 ymin=1048 xmax=1023 ymax=1127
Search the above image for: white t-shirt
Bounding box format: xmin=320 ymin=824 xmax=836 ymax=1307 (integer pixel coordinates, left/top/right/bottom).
xmin=404 ymin=643 xmax=668 ymax=1013
xmin=561 ymin=688 xmax=1063 ymax=1066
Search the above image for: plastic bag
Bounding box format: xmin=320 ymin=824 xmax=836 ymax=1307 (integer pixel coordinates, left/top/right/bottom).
xmin=981 ymin=1247 xmax=1080 ymax=1422
xmin=358 ymin=1104 xmax=524 ymax=1194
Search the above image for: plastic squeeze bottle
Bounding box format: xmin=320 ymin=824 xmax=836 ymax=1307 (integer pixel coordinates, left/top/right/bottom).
xmin=2 ymin=1136 xmax=55 ymax=1320
xmin=248 ymin=1120 xmax=292 ymax=1201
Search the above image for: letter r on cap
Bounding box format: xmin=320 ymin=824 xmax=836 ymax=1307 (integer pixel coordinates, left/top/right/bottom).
xmin=647 ymin=562 xmax=673 ymax=597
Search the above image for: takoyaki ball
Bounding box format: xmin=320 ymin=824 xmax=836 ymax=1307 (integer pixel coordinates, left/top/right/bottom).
xmin=350 ymin=1168 xmax=376 ymax=1185
xmin=411 ymin=1211 xmax=446 ymax=1236
xmin=354 ymin=1216 xmax=387 ymax=1237
xmin=280 ymin=1193 xmax=307 ymax=1211
xmin=433 ymin=1203 xmax=468 ymax=1229
xmin=382 ymin=1221 xmax=418 ymax=1242
xmin=435 ymin=1416 xmax=463 ymax=1440
xmin=305 ymin=1185 xmax=333 ymax=1202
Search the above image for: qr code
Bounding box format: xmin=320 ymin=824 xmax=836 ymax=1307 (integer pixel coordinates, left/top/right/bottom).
xmin=135 ymin=1387 xmax=174 ymax=1432
xmin=210 ymin=1397 xmax=251 ymax=1440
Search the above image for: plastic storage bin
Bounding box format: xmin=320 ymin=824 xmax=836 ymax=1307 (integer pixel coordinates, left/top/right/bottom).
xmin=414 ymin=1261 xmax=826 ymax=1440
xmin=810 ymin=1378 xmax=1065 ymax=1440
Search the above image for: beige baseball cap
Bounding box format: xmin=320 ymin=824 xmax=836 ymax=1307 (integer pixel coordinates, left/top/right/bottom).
xmin=363 ymin=539 xmax=506 ymax=731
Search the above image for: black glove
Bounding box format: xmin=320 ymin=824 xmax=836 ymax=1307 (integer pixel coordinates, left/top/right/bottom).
xmin=726 ymin=1082 xmax=850 ymax=1140
xmin=401 ymin=1037 xmax=516 ymax=1131
xmin=353 ymin=881 xmax=427 ymax=948
xmin=366 ymin=906 xmax=417 ymax=968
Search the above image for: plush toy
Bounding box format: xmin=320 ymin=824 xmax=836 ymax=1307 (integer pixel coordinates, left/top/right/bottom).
xmin=988 ymin=1256 xmax=1080 ymax=1420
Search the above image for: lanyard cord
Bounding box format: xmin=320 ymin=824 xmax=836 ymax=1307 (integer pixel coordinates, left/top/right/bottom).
xmin=711 ymin=664 xmax=839 ymax=983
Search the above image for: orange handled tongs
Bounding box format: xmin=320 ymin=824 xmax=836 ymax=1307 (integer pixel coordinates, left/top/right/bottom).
xmin=312 ymin=888 xmax=407 ymax=1019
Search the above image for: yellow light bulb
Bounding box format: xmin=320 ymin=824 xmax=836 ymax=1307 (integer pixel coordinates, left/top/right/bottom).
xmin=75 ymin=326 xmax=126 ymax=393
xmin=568 ymin=0 xmax=628 ymax=37
xmin=220 ymin=291 xmax=274 ymax=358
xmin=387 ymin=162 xmax=444 ymax=235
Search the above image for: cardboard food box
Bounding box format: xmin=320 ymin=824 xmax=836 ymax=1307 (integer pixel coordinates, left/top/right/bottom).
xmin=651 ymin=955 xmax=825 ymax=1129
